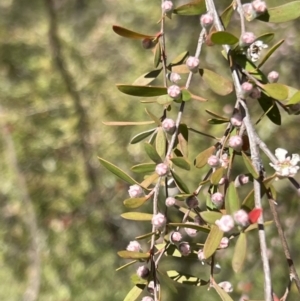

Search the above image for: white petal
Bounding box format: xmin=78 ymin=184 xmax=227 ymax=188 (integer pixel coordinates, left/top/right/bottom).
xmin=275 ymin=148 xmax=288 ymax=162
xmin=291 ymin=154 xmax=300 ymax=166
xmin=280 ymin=167 xmax=290 ymax=177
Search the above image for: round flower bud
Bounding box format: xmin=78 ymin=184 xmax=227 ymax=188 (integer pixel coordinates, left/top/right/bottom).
xmin=219 ymin=237 xmax=229 ymax=249
xmin=267 ymin=71 xmax=279 ymax=83
xmin=241 ymin=82 xmax=254 ymax=97
xmin=126 ymin=240 xmax=141 ymax=252
xmin=152 ymin=213 xmax=166 ymax=229
xmin=228 ymin=135 xmax=243 ymax=151
xmin=167 ymin=72 xmax=181 ymax=83
xmin=142 ymin=38 xmax=155 ymax=49
xmin=185 ymin=195 xmax=199 ymax=208
xmin=128 ymin=184 xmax=143 ymax=198
xmin=170 ymin=231 xmax=182 ymax=244
xmin=215 ymin=215 xmax=234 ymax=232
xmin=161 ymin=0 xmax=173 ymax=13
xmin=155 ymin=163 xmax=169 ymax=176
xmin=234 ymin=209 xmax=249 ymax=227
xmin=147 ymin=280 xmax=160 ymax=295
xmin=211 ymin=192 xmax=224 ymax=209
xmin=230 ymin=112 xmax=243 ymax=127
xmin=207 ymin=155 xmax=220 ymax=167
xmin=165 ymin=196 xmax=176 ymax=207
xmin=137 ymin=265 xmax=150 ymax=279
xmin=162 ymin=118 xmax=176 ymax=134
xmin=178 ymin=242 xmax=191 ymax=256
xmin=242 ymin=3 xmax=257 ymax=21
xmin=186 ymin=56 xmax=200 ymax=73
xmin=239 ymin=32 xmax=256 ymax=47
xmin=249 ymin=86 xmax=261 ymax=99
xmin=167 ymin=85 xmax=181 ymax=100
xmin=234 ymin=174 xmax=249 ymax=187
xmin=142 ymin=297 xmax=154 ymax=301
xmin=218 ymin=281 xmax=233 ymax=293
xmin=252 ymin=0 xmax=267 ymax=15
xmin=184 ymin=222 xmax=198 ymax=237
xmin=197 ymin=249 xmax=206 ymax=264
xmin=200 ymin=13 xmax=214 ymax=30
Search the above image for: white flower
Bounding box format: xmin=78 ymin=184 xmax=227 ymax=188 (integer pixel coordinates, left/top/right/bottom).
xmin=247 ymin=40 xmax=268 ymax=62
xmin=270 ymin=148 xmax=300 ymax=177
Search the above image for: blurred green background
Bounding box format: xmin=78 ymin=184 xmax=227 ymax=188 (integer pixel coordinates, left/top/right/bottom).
xmin=1 ymin=0 xmax=300 ymax=300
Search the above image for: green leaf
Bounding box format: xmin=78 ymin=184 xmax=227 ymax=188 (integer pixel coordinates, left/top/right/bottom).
xmin=182 ymin=89 xmax=192 ymax=101
xmin=210 ymin=167 xmax=225 ymax=185
xmin=257 ymin=39 xmax=284 ymax=69
xmin=210 ymin=31 xmax=239 ymax=45
xmin=167 ymin=270 xmax=208 ymax=286
xmin=257 ymin=1 xmax=300 ymax=23
xmin=130 ymin=128 xmax=156 ymax=144
xmin=157 ymin=270 xmax=178 ymax=294
xmin=117 ymin=85 xmax=167 ymax=97
xmin=170 ymin=157 xmax=191 ymax=171
xmin=220 ymin=3 xmax=234 ymax=29
xmin=287 ymin=90 xmax=300 ymax=105
xmin=123 ymin=284 xmax=146 ymax=301
xmin=262 ymin=82 xmax=288 ymax=101
xmin=168 ymin=222 xmax=210 ymax=233
xmin=121 ymin=212 xmax=153 ymax=221
xmin=116 ymin=260 xmax=137 ymax=271
xmin=156 ymin=127 xmax=166 ymax=159
xmin=257 ymin=94 xmax=281 ymax=125
xmin=156 ymin=95 xmax=173 ymax=105
xmin=170 ymin=170 xmax=190 ymax=194
xmin=154 ymin=43 xmax=161 ymax=68
xmin=113 ymin=25 xmax=156 ymax=39
xmin=135 ymin=231 xmax=156 ymax=240
xmin=200 ymin=211 xmax=222 ymax=224
xmin=103 ymin=121 xmax=155 ymax=126
xmin=208 ymin=118 xmax=229 ymax=125
xmin=205 ymin=109 xmax=228 ymax=120
xmin=203 ymin=225 xmax=223 ymax=259
xmin=118 ymin=250 xmax=150 ymax=259
xmin=177 ymin=124 xmax=189 ymax=157
xmin=241 ymin=152 xmax=259 ymax=179
xmin=132 ymin=69 xmax=162 ymax=86
xmin=99 ymin=157 xmax=139 ymax=185
xmin=200 ymin=69 xmax=233 ymax=95
xmin=255 ymin=32 xmax=275 ymax=44
xmin=144 ymin=142 xmax=163 ymax=163
xmin=225 ymin=182 xmax=240 ymax=215
xmin=173 ymin=0 xmax=206 ymax=16
xmin=123 ymin=197 xmax=148 ymax=209
xmin=232 ymin=233 xmax=247 ymax=273
xmin=171 ymin=64 xmax=190 ymax=74
xmin=170 ymin=51 xmax=189 ymax=66
xmin=212 ymin=280 xmax=234 ymax=301
xmin=140 ymin=173 xmax=159 ymax=188
xmin=194 ymin=146 xmax=216 ymax=168
xmin=245 ymin=220 xmax=273 ymax=232
xmin=131 ymin=163 xmax=156 ymax=173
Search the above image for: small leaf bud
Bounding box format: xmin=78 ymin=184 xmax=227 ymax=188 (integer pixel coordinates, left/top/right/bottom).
xmin=184 ymin=222 xmax=198 ymax=237
xmin=165 ymin=196 xmax=176 ymax=207
xmin=215 ymin=215 xmax=234 ymax=232
xmin=136 ymin=265 xmax=150 ymax=279
xmin=207 ymin=155 xmax=221 ymax=167
xmin=185 ymin=195 xmax=199 ymax=208
xmin=186 ymin=56 xmax=200 ymax=73
xmin=234 ymin=209 xmax=249 ymax=227
xmin=252 ymin=0 xmax=267 ymax=15
xmin=228 ymin=135 xmax=243 ymax=151
xmin=249 ymin=86 xmax=261 ymax=99
xmin=170 ymin=231 xmax=182 ymax=244
xmin=219 ymin=237 xmax=229 ymax=249
xmin=155 ymin=163 xmax=169 ymax=176
xmin=128 ymin=184 xmax=143 ymax=198
xmin=239 ymin=32 xmax=256 ymax=47
xmin=167 ymin=72 xmax=181 ymax=83
xmin=234 ymin=174 xmax=249 ymax=187
xmin=142 ymin=297 xmax=154 ymax=301
xmin=200 ymin=13 xmax=214 ymax=30
xmin=267 ymin=71 xmax=279 ymax=83
xmin=211 ymin=192 xmax=224 ymax=209
xmin=178 ymin=242 xmax=191 ymax=256
xmin=241 ymin=82 xmax=254 ymax=97
xmin=197 ymin=249 xmax=206 ymax=264
xmin=126 ymin=240 xmax=141 ymax=252
xmin=230 ymin=112 xmax=243 ymax=127
xmin=161 ymin=0 xmax=173 ymax=13
xmin=162 ymin=118 xmax=176 ymax=134
xmin=218 ymin=281 xmax=233 ymax=293
xmin=151 ymin=213 xmax=166 ymax=229
xmin=167 ymin=85 xmax=181 ymax=100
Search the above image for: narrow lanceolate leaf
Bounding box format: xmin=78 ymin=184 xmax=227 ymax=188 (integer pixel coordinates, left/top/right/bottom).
xmin=144 ymin=142 xmax=163 ymax=163
xmin=145 ymin=108 xmax=161 ymax=126
xmin=241 ymin=152 xmax=259 ymax=179
xmin=168 ymin=223 xmax=210 ymax=233
xmin=256 ymin=1 xmax=300 ymax=23
xmin=257 ymin=39 xmax=284 ymax=69
xmin=121 ymin=212 xmax=153 ymax=221
xmin=167 ymin=270 xmax=208 ymax=286
xmin=157 ymin=270 xmax=178 ymax=294
xmin=194 ymin=146 xmax=216 ymax=168
xmin=116 ymin=260 xmax=137 ymax=271
xmin=208 ymin=118 xmax=229 ymax=125
xmin=177 ymin=124 xmax=189 ymax=157
xmin=103 ymin=121 xmax=155 ymax=126
xmin=118 ymin=250 xmax=150 ymax=260
xmin=220 ymin=3 xmax=234 ymax=29
xmin=140 ymin=173 xmax=159 ymax=188
xmin=116 ymin=85 xmax=167 ymax=97
xmin=170 ymin=157 xmax=191 ymax=171
xmin=255 ymin=33 xmax=274 ymax=44
xmin=123 ymin=197 xmax=148 ymax=209
xmin=210 ymin=31 xmax=239 ymax=45
xmin=182 ymin=89 xmax=192 ymax=101
xmin=170 ymin=170 xmax=190 ymax=194
xmin=200 ymin=211 xmax=222 ymax=225
xmin=210 ymin=167 xmax=224 ymax=185
xmin=212 ymin=280 xmax=234 ymax=301
xmin=257 ymin=94 xmax=281 ymax=125
xmin=170 ymin=51 xmax=189 ymax=66
xmin=132 ymin=69 xmax=162 ymax=86
xmin=154 ymin=43 xmax=161 ymax=68
xmin=200 ymin=69 xmax=233 ymax=96
xmin=123 ymin=284 xmax=146 ymax=301
xmin=130 ymin=128 xmax=156 ymax=144
xmin=205 ymin=109 xmax=228 ymax=120
xmin=261 ymin=83 xmax=288 ymax=101
xmin=131 ymin=163 xmax=156 ymax=174
xmin=203 ymin=225 xmax=223 ymax=259
xmin=113 ymin=25 xmax=156 ymax=39
xmin=156 ymin=127 xmax=166 ymax=159
xmin=287 ymin=90 xmax=300 ymax=105
xmin=225 ymin=182 xmax=240 ymax=215
xmin=232 ymin=233 xmax=247 ymax=273
xmin=173 ymin=0 xmax=206 ymax=16
xmin=99 ymin=157 xmax=139 ymax=185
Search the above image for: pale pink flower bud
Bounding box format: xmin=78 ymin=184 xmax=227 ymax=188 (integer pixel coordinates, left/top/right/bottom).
xmin=242 ymin=3 xmax=257 ymax=21
xmin=267 ymin=71 xmax=279 ymax=83
xmin=147 ymin=281 xmax=160 ymax=295
xmin=167 ymin=72 xmax=181 ymax=83
xmin=184 ymin=222 xmax=198 ymax=237
xmin=252 ymin=0 xmax=267 ymax=14
xmin=234 ymin=209 xmax=249 ymax=227
xmin=165 ymin=196 xmax=176 ymax=207
xmin=185 ymin=195 xmax=199 ymax=208
xmin=241 ymin=82 xmax=254 ymax=97
xmin=137 ymin=265 xmax=150 ymax=279
xmin=230 ymin=112 xmax=243 ymax=127
xmin=162 ymin=118 xmax=176 ymax=134
xmin=186 ymin=56 xmax=200 ymax=73
xmin=235 ymin=174 xmax=249 ymax=187
xmin=200 ymin=13 xmax=214 ymax=29
xmin=207 ymin=155 xmax=220 ymax=167
xmin=161 ymin=1 xmax=173 ymax=13
xmin=215 ymin=215 xmax=234 ymax=232
xmin=152 ymin=213 xmax=166 ymax=229
xmin=239 ymin=32 xmax=256 ymax=47
xmin=126 ymin=240 xmax=141 ymax=252
xmin=228 ymin=135 xmax=243 ymax=151
xmin=142 ymin=297 xmax=154 ymax=301
xmin=170 ymin=231 xmax=182 ymax=243
xmin=167 ymin=85 xmax=181 ymax=99
xmin=219 ymin=237 xmax=229 ymax=249
xmin=155 ymin=163 xmax=169 ymax=176
xmin=211 ymin=192 xmax=224 ymax=209
xmin=218 ymin=281 xmax=233 ymax=293
xmin=197 ymin=249 xmax=206 ymax=264
xmin=178 ymin=242 xmax=191 ymax=256
xmin=128 ymin=184 xmax=143 ymax=198
xmin=249 ymin=86 xmax=261 ymax=99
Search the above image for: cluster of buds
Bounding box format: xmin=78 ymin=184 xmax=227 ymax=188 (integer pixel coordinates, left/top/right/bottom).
xmin=243 ymin=0 xmax=267 ymax=21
